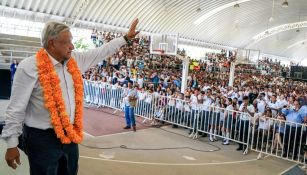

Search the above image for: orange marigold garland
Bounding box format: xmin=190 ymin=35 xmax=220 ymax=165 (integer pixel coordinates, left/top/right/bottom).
xmin=36 ymin=48 xmax=83 ymax=144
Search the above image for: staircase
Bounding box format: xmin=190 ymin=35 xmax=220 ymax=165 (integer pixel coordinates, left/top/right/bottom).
xmin=0 ymin=33 xmax=40 ymax=68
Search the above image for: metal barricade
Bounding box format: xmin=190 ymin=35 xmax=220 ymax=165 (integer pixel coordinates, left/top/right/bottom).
xmin=195 ymin=105 xmax=251 ymax=154
xmin=134 ymin=91 xmax=155 ymax=121
xmin=151 ymin=96 xmax=196 ymax=131
xmin=83 ymin=79 xmax=307 ymax=165
xmin=250 ymin=116 xmax=307 ymax=164
xmin=83 ymin=80 xmax=154 ymax=121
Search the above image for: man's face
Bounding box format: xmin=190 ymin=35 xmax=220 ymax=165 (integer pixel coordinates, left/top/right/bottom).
xmin=243 ymin=99 xmax=249 ymax=105
xmin=194 ymin=90 xmax=199 ymax=95
xmin=294 ymin=101 xmax=300 ymax=110
xmin=207 ymin=90 xmax=212 ymax=95
xmin=48 ymin=30 xmax=74 ymax=62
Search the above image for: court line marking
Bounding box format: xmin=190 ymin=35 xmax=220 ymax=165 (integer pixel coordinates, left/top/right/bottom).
xmin=83 ymin=128 xmax=156 ymax=138
xmin=79 ymin=155 xmax=259 ymax=166
xmin=278 ymin=164 xmax=300 ymax=175
xmin=80 ymin=155 xmax=298 ymax=174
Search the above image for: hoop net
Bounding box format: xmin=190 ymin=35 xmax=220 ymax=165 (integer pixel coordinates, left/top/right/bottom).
xmin=152 ymin=49 xmax=165 ymax=55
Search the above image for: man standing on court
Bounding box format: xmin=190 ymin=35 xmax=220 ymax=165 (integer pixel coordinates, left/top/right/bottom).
xmin=10 ymin=59 xmax=18 ymax=82
xmin=2 ymin=19 xmax=139 ymax=174
xmin=123 ymin=81 xmax=138 ymax=132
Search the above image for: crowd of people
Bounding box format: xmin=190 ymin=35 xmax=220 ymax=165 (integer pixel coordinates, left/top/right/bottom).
xmin=84 ymin=30 xmax=307 ymax=160
xmin=258 ymin=57 xmax=290 ymax=75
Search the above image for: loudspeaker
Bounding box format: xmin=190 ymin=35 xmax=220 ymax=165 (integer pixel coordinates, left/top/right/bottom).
xmin=290 ymin=66 xmax=307 ymax=80
xmin=0 ymin=69 xmax=11 ymax=99
xmin=282 ymin=72 xmax=287 ymax=78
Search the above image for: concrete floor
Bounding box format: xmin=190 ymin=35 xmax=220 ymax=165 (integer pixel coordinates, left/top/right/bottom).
xmin=0 ymin=99 xmax=296 ymax=175
xmin=79 ymin=126 xmax=294 ymax=175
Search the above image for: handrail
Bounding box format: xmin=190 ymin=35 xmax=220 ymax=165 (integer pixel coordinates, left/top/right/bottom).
xmin=0 ymin=55 xmax=29 ymax=59
xmin=0 ymin=43 xmax=40 ymax=49
xmin=0 ymin=49 xmax=36 ymax=54
xmin=0 ymin=37 xmax=40 ymax=44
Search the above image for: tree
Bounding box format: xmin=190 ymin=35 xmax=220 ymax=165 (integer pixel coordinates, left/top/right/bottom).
xmin=74 ymin=38 xmax=89 ymax=52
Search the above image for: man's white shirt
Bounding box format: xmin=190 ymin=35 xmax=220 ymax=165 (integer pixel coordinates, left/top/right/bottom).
xmin=2 ymin=37 xmax=126 ymax=148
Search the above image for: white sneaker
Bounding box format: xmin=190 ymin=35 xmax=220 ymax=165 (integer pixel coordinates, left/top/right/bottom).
xmin=222 ymin=141 xmax=229 ymax=145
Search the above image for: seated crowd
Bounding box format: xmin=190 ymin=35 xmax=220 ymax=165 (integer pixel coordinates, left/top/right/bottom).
xmin=83 ymin=30 xmax=307 ymax=160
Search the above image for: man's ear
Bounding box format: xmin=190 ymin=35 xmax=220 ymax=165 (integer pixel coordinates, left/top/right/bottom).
xmin=47 ymin=39 xmax=54 ymax=50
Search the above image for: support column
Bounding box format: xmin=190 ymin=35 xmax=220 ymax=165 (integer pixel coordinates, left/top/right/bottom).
xmin=181 ymin=57 xmax=189 ymax=93
xmin=228 ymin=62 xmax=235 ymax=87
xmin=10 ymin=51 xmax=12 ymax=64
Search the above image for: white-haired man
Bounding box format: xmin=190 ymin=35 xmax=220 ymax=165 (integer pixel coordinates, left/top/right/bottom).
xmin=2 ymin=19 xmax=139 ymax=174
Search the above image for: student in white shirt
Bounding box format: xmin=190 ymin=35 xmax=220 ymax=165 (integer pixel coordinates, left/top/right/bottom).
xmin=238 ymin=89 xmax=244 ymax=106
xmin=277 ymin=95 xmax=287 ymax=109
xmin=267 ymin=95 xmax=279 ymax=117
xmin=209 ymin=97 xmax=221 ymax=142
xmin=272 ymin=113 xmax=286 ymax=153
xmin=136 ymin=88 xmax=146 ymax=115
xmin=166 ymin=91 xmax=176 ymax=125
xmin=256 ymin=93 xmax=266 ymax=114
xmin=189 ymin=88 xmax=201 ymax=134
xmin=237 ymin=96 xmax=255 ymax=151
xmin=254 ymin=109 xmax=272 ymax=150
xmin=222 ymin=98 xmax=234 ymax=145
xmin=183 ymin=95 xmax=192 ymax=127
xmin=144 ymin=89 xmax=154 ymax=118
xmin=111 ymin=56 xmax=120 ymax=70
xmin=201 ymin=89 xmax=213 ymax=137
xmin=137 ymin=74 xmax=144 ymax=88
xmin=175 ymin=93 xmax=184 ymax=126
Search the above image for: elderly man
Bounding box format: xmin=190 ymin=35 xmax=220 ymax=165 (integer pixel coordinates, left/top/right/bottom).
xmin=2 ymin=19 xmax=139 ymax=174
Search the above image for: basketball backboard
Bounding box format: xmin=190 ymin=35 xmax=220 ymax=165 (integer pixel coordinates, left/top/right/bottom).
xmin=236 ymin=49 xmax=259 ymax=64
xmin=150 ymin=33 xmax=178 ymax=55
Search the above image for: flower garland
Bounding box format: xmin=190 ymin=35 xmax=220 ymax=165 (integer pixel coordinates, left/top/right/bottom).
xmin=36 ymin=48 xmax=83 ymax=144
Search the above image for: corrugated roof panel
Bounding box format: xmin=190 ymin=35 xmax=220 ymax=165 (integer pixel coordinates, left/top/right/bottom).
xmin=0 ymin=0 xmax=306 ymax=59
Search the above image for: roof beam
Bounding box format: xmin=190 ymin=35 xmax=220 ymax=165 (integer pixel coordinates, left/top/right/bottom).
xmin=1 ymin=0 xmax=8 ymax=6
xmin=247 ymin=21 xmax=307 ymax=48
xmin=9 ymin=0 xmax=16 ymax=8
xmin=64 ymin=0 xmax=90 ymax=26
xmin=253 ymin=21 xmax=307 ymax=41
xmin=17 ymin=0 xmax=25 ymax=9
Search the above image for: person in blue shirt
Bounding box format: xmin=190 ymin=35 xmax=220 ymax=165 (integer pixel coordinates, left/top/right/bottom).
xmin=281 ymin=100 xmax=304 ymax=160
xmin=174 ymin=79 xmax=181 ymax=88
xmin=151 ymin=73 xmax=159 ymax=88
xmin=10 ymin=60 xmax=18 ymax=82
xmin=299 ymin=105 xmax=307 ymax=118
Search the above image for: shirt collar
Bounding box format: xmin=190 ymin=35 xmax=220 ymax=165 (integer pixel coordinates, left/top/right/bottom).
xmin=46 ymin=51 xmax=69 ymax=66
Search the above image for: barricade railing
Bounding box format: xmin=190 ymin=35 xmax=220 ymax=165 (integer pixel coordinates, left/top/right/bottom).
xmin=83 ymin=79 xmax=306 ymax=165
xmin=250 ymin=116 xmax=307 ymax=164
xmin=194 ymin=106 xmax=251 ymax=154
xmin=150 ymin=96 xmax=195 ymax=131
xmin=83 ymin=79 xmax=154 ymax=121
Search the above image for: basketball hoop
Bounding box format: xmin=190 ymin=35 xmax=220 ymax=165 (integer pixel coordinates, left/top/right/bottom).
xmin=152 ymin=49 xmax=165 ymax=55
xmin=150 ymin=33 xmax=178 ymax=56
